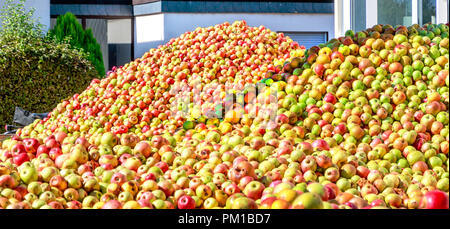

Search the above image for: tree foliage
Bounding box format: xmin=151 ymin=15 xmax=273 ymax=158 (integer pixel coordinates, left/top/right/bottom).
xmin=49 ymin=12 xmax=106 ymax=77
xmin=0 ymin=0 xmax=98 ymax=125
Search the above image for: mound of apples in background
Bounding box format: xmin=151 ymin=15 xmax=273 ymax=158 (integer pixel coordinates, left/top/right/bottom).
xmin=0 ymin=21 xmax=449 ymax=209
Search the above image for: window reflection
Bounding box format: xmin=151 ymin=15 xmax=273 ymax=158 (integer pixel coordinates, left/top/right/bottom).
xmin=421 ymin=0 xmax=437 ymax=25
xmin=107 ymin=19 xmax=132 ymax=70
xmin=378 ymin=0 xmax=413 ymax=26
xmin=351 ymin=0 xmax=367 ymax=32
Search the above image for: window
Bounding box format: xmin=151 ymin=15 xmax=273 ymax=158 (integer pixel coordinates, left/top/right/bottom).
xmin=351 ymin=0 xmax=366 ymax=32
xmin=282 ymin=32 xmax=328 ymax=49
xmin=378 ymin=0 xmax=413 ymax=26
xmin=86 ymin=19 xmax=109 ymax=73
xmin=337 ymin=0 xmax=447 ymax=39
xmin=107 ymin=19 xmax=132 ymax=69
xmin=421 ymin=0 xmax=437 ymax=24
xmin=50 ymin=18 xmax=109 ymax=72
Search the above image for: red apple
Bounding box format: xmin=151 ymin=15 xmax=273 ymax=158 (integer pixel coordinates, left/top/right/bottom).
xmin=13 ymin=153 xmax=29 ymax=166
xmin=11 ymin=143 xmax=26 ymax=157
xmin=422 ymin=191 xmax=449 ymax=209
xmin=312 ymin=139 xmax=330 ymax=151
xmin=23 ymin=138 xmax=40 ymax=154
xmin=49 ymin=147 xmax=62 ymax=161
xmin=314 ymin=64 xmax=325 ymax=76
xmin=102 ymin=200 xmax=122 ymax=209
xmin=177 ymin=195 xmax=196 ymax=209
xmin=36 ymin=145 xmax=50 ymax=157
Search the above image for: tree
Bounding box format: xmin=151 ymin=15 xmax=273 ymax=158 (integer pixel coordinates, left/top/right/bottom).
xmin=83 ymin=28 xmax=105 ymax=77
xmin=0 ymin=0 xmax=44 ymax=39
xmin=0 ymin=0 xmax=98 ymax=125
xmin=49 ymin=12 xmax=106 ymax=77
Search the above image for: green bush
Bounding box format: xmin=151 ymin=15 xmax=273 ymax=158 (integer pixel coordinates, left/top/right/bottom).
xmin=0 ymin=0 xmax=98 ymax=126
xmin=49 ymin=12 xmax=106 ymax=77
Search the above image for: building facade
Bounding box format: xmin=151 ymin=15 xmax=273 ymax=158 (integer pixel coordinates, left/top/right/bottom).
xmin=334 ymin=0 xmax=449 ymax=37
xmin=48 ymin=0 xmax=334 ymax=71
xmin=1 ymin=0 xmax=449 ymax=73
xmin=132 ymin=1 xmax=334 ymax=58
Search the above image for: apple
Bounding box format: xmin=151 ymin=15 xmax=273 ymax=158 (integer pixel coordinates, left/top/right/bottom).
xmin=314 ymin=64 xmax=325 ymax=76
xmin=421 ymin=190 xmax=449 ymax=209
xmin=177 ymin=195 xmax=196 ymax=209
xmin=36 ymin=145 xmax=50 ymax=157
xmin=324 ymin=167 xmax=340 ymax=182
xmin=231 ymin=196 xmax=257 ymax=209
xmin=49 ymin=147 xmax=62 ymax=161
xmin=19 ymin=165 xmax=38 ymax=184
xmin=45 ymin=138 xmax=60 ymax=149
xmin=101 ymin=132 xmax=118 ymax=147
xmin=243 ymin=181 xmax=265 ymax=200
xmin=23 ymin=138 xmax=40 ymax=154
xmin=102 ymin=200 xmax=122 ymax=209
xmin=11 ymin=143 xmax=27 ymax=157
xmin=301 ymin=155 xmax=317 ymax=172
xmin=13 ymin=153 xmax=30 ymax=166
xmin=292 ymin=193 xmax=323 ymax=209
xmin=49 ymin=175 xmax=67 ymax=191
xmin=0 ymin=175 xmax=17 ymax=188
xmin=110 ymin=172 xmax=127 ymax=185
xmin=312 ymin=139 xmax=330 ymax=151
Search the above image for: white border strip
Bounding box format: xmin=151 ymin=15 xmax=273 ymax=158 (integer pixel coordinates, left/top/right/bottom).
xmin=412 ymin=0 xmax=419 ymax=25
xmin=366 ymin=0 xmax=378 ymax=28
xmin=334 ymin=0 xmax=344 ymax=37
xmin=436 ymin=0 xmax=449 ymax=24
xmin=343 ymin=0 xmax=352 ymax=33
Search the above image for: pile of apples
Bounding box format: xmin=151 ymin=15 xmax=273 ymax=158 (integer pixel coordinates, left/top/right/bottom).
xmin=250 ymin=23 xmax=449 ymax=209
xmin=0 ymin=21 xmax=448 ymax=209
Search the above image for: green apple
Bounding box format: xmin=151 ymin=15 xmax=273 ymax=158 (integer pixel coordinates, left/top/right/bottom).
xmin=116 ymin=145 xmax=133 ymax=157
xmin=98 ymin=145 xmax=113 ymax=156
xmin=292 ymin=193 xmax=323 ymax=209
xmin=101 ymin=132 xmax=118 ymax=147
xmin=307 ymin=183 xmax=325 ymax=200
xmin=203 ymin=197 xmax=219 ymax=209
xmin=152 ymin=199 xmax=167 ymax=209
xmin=231 ymin=196 xmax=257 ymax=209
xmin=407 ymin=151 xmax=425 ymax=165
xmin=27 ymin=181 xmax=42 ymax=195
xmin=196 ymin=184 xmax=212 ymax=200
xmin=20 ymin=166 xmax=38 ymax=184
xmin=24 ymin=193 xmax=38 ymax=203
xmin=228 ymin=135 xmax=244 ymax=147
xmin=101 ymin=170 xmax=114 ymax=183
xmin=336 ymin=178 xmax=351 ymax=191
xmin=436 ymin=178 xmax=449 ymax=192
xmin=205 ymin=131 xmax=221 ymax=143
xmin=66 ymin=174 xmax=82 ymax=189
xmin=40 ymin=167 xmax=59 ymax=182
xmin=32 ymin=199 xmax=47 ymax=209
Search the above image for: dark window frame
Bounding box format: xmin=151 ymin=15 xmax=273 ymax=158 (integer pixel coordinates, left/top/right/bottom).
xmin=50 ymin=14 xmax=135 ymax=64
xmin=276 ymin=31 xmax=329 ymax=42
xmin=51 ymin=0 xmax=132 ymax=5
xmin=132 ymin=0 xmax=334 ymax=5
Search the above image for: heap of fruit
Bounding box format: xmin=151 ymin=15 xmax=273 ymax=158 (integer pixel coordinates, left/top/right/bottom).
xmin=0 ymin=21 xmax=449 ymax=209
xmin=16 ymin=21 xmax=299 ymax=138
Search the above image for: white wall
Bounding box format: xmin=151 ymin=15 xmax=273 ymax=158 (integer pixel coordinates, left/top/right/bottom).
xmin=0 ymin=0 xmax=50 ymax=32
xmin=436 ymin=0 xmax=449 ymax=24
xmin=134 ymin=14 xmax=165 ymax=58
xmin=108 ymin=19 xmax=132 ymax=44
xmin=134 ymin=13 xmax=334 ymax=58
